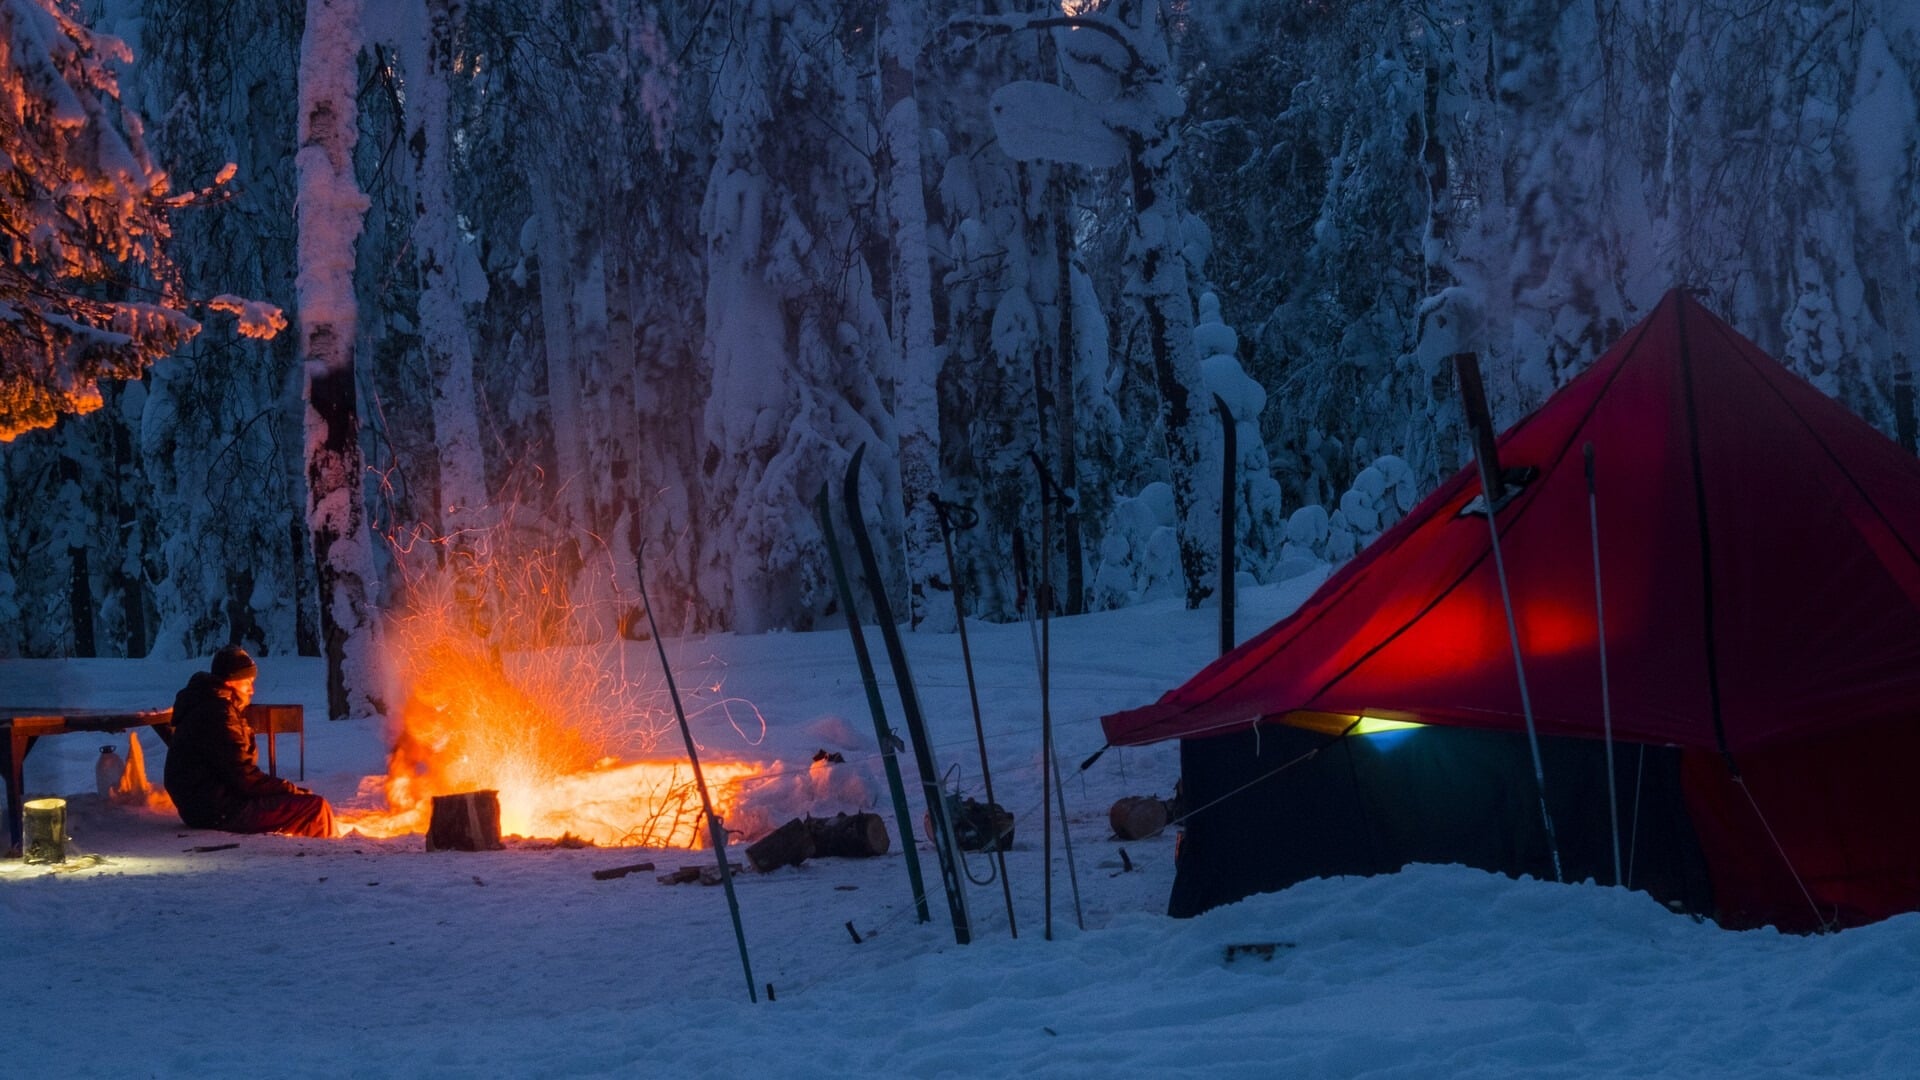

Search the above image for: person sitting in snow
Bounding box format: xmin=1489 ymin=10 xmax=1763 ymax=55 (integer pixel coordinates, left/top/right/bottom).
xmin=163 ymin=645 xmax=335 ymax=838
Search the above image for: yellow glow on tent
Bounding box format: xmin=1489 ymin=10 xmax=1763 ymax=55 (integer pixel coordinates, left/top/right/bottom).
xmin=1278 ymin=711 xmax=1427 ymax=737
xmin=1354 ymin=715 xmax=1424 ymax=736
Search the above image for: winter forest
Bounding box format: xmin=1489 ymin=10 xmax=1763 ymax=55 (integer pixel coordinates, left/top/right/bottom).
xmin=5 ymin=0 xmax=1920 ymax=720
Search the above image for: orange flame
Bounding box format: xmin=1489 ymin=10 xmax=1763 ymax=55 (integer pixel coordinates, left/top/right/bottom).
xmin=112 ymin=730 xmax=174 ymax=813
xmin=338 ymin=531 xmax=759 ymax=848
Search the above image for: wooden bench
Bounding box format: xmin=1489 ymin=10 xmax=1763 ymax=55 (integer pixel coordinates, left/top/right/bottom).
xmin=1 ymin=703 xmax=305 ymax=858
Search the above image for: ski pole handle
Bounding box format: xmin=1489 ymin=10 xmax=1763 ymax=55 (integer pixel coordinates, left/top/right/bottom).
xmin=928 ymin=494 xmax=979 ymax=533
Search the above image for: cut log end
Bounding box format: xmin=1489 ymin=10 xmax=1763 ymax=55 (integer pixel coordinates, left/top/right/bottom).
xmin=1109 ymin=796 xmax=1170 ymax=840
xmin=425 ymin=790 xmax=504 ymax=852
xmin=807 ymin=812 xmax=889 ymax=859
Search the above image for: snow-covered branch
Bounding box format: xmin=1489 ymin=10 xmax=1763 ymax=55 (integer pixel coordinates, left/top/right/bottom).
xmin=0 ymin=0 xmax=283 ymax=441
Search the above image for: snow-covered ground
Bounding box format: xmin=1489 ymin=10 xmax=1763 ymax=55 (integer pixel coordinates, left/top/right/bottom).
xmin=4 ymin=579 xmax=1918 ymax=1078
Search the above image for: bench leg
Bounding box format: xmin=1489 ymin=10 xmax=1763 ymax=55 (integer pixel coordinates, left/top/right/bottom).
xmin=4 ymin=732 xmax=29 ymax=858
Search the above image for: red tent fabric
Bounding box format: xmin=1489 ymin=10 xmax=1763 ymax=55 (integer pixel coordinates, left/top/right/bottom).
xmin=1101 ymin=290 xmax=1920 ymax=929
xmin=1104 ymin=289 xmax=1920 ymax=754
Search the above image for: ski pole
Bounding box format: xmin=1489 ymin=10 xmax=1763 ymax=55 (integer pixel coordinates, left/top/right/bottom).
xmin=634 ymin=539 xmax=757 ymax=1003
xmin=1585 ymin=443 xmax=1623 ymax=887
xmin=930 ymin=494 xmax=1018 ymax=938
xmin=1049 ymin=729 xmax=1086 ymax=931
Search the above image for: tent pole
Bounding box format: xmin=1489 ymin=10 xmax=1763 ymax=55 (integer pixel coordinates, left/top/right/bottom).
xmin=1454 ymin=353 xmax=1563 ymax=883
xmin=1584 ymin=443 xmax=1624 ymax=888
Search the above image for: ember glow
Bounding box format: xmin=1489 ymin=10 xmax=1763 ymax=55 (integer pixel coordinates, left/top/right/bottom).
xmin=339 ymin=533 xmax=761 ymax=848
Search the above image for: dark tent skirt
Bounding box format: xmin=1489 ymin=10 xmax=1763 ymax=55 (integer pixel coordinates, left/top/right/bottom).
xmin=1169 ymin=723 xmax=1715 ymax=921
xmin=1170 ymin=716 xmax=1920 ymax=931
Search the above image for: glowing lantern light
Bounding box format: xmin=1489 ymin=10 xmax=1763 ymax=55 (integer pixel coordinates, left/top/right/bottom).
xmin=1353 ymin=715 xmax=1425 ymax=736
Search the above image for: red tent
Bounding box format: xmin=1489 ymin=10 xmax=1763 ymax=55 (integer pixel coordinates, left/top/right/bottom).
xmin=1103 ymin=290 xmax=1920 ymax=930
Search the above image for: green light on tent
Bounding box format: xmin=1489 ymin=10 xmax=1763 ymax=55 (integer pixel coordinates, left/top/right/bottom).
xmin=1354 ymin=716 xmax=1424 ymax=736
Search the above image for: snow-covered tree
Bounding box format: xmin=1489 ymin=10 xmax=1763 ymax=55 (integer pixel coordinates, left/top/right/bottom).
xmin=0 ymin=0 xmax=202 ymax=439
xmin=880 ymin=0 xmax=946 ymax=630
xmin=445 ymin=0 xmax=706 ymax=638
xmin=698 ymin=0 xmax=894 ymax=633
xmin=113 ymin=0 xmax=314 ymax=661
xmin=0 ymin=0 xmax=294 ymax=661
xmin=297 ymin=0 xmax=380 ymax=718
xmin=14 ymin=0 xmax=1920 ymax=647
xmin=1194 ymin=291 xmax=1284 ymax=578
xmin=398 ymin=0 xmax=489 ymax=545
xmin=969 ymin=0 xmax=1221 ymax=610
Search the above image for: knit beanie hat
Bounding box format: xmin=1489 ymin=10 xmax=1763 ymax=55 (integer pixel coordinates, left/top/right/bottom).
xmin=211 ymin=644 xmax=258 ymax=684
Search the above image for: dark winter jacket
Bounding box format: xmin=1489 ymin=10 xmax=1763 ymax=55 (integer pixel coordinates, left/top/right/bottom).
xmin=163 ymin=671 xmax=297 ymax=828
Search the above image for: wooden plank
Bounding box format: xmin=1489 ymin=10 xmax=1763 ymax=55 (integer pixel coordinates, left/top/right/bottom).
xmin=1 ymin=708 xmax=173 ymax=737
xmin=245 ymin=703 xmax=304 ymax=734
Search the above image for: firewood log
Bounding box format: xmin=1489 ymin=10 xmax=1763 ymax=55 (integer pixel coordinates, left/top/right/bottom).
xmin=745 ymin=817 xmax=816 ymax=872
xmin=805 ymin=812 xmax=890 ymax=858
xmin=1108 ymin=795 xmax=1170 ymax=840
xmin=590 ymin=861 xmax=656 ymax=881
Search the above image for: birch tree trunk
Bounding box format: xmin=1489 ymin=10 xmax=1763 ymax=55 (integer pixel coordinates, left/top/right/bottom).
xmin=409 ymin=0 xmax=489 ymax=543
xmin=532 ymin=181 xmax=592 ymax=540
xmin=297 ymin=0 xmax=380 ymax=719
xmin=880 ymin=0 xmax=943 ymax=630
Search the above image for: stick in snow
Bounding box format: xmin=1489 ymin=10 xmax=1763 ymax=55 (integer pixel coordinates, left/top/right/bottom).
xmin=634 ymin=539 xmax=759 ymax=1001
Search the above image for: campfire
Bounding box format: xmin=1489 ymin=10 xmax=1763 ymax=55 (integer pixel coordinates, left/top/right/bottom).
xmin=338 ymin=534 xmax=765 ymax=849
